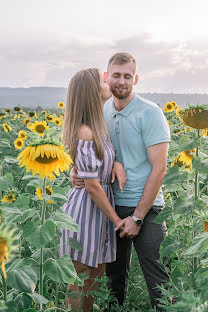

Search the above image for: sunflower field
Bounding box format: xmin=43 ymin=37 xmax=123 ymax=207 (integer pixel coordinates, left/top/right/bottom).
xmin=0 ymin=101 xmax=208 ymax=311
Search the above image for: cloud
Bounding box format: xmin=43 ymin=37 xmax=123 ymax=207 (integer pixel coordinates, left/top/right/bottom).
xmin=0 ymin=32 xmax=208 ymax=93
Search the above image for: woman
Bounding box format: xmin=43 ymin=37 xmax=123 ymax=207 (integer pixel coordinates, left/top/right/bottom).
xmin=60 ymin=68 xmax=125 ymax=312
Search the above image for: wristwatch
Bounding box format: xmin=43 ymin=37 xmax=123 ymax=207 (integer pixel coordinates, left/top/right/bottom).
xmin=131 ymin=215 xmax=144 ymax=227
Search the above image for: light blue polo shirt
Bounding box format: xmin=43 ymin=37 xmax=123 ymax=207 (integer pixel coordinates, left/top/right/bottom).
xmin=104 ymin=93 xmax=171 ymax=207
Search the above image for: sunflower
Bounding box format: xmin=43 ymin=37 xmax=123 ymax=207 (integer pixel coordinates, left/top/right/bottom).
xmin=183 ymin=107 xmax=208 ymax=129
xmin=164 ymin=102 xmax=175 ymax=112
xmin=5 ymin=109 xmax=11 ymax=114
xmin=58 ymin=102 xmax=65 ymax=109
xmin=14 ymin=138 xmax=24 ymax=150
xmin=1 ymin=192 xmax=16 ymax=203
xmin=0 ymin=224 xmax=18 ymax=279
xmin=201 ymin=129 xmax=208 ymax=136
xmin=31 ymin=121 xmax=49 ymax=136
xmin=178 ymin=150 xmax=194 ymax=167
xmin=41 ymin=110 xmax=47 ymax=115
xmin=46 ymin=115 xmax=54 ymax=122
xmin=17 ymin=143 xmax=73 ymax=179
xmin=171 ymin=102 xmax=178 ymax=109
xmin=54 ymin=118 xmax=63 ymax=126
xmin=36 ymin=185 xmax=54 ymax=203
xmin=2 ymin=123 xmax=12 ymax=132
xmin=24 ymin=118 xmax=31 ymax=124
xmin=0 ymin=112 xmax=6 ymax=117
xmin=14 ymin=106 xmax=22 ymax=112
xmin=27 ymin=123 xmax=33 ymax=130
xmin=28 ymin=111 xmax=37 ymax=118
xmin=18 ymin=130 xmax=27 ymax=140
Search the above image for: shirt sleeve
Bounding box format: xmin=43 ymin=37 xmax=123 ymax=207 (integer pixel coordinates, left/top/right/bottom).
xmin=75 ymin=139 xmax=102 ymax=179
xmin=142 ymin=106 xmax=171 ymax=148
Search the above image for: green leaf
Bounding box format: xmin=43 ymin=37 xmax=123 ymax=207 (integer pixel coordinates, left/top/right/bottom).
xmin=4 ymin=172 xmax=14 ymax=187
xmin=7 ymin=261 xmax=37 ymax=293
xmin=177 ymin=138 xmax=200 ymax=153
xmin=50 ymin=193 xmax=68 ymax=202
xmin=26 ymin=179 xmax=42 ymax=188
xmin=23 ymin=220 xmax=56 ymax=248
xmin=154 ymin=205 xmax=172 ymax=224
xmin=173 ymin=196 xmax=195 ymax=215
xmin=4 ymin=156 xmax=18 ymax=163
xmin=31 ymin=248 xmax=55 ymax=262
xmin=45 ymin=127 xmax=56 ymax=137
xmin=15 ymin=196 xmax=30 ymax=210
xmin=43 ymin=255 xmax=81 ymax=284
xmin=186 ymin=233 xmax=208 ymax=256
xmin=54 ymin=211 xmax=78 ymax=232
xmin=21 ymin=175 xmax=38 ymax=181
xmin=69 ymin=238 xmax=83 ymax=251
xmin=192 ymin=157 xmax=208 ymax=174
xmin=0 ymin=138 xmax=11 ymax=148
xmin=164 ymin=184 xmax=183 ymax=192
xmin=26 ymin=293 xmax=48 ymax=305
xmin=18 ymin=209 xmax=36 ymax=223
xmin=160 ymin=236 xmax=179 ymax=257
xmin=2 ymin=301 xmax=17 ymax=312
xmin=163 ymin=166 xmax=188 ymax=185
xmin=0 ymin=177 xmax=9 ymax=191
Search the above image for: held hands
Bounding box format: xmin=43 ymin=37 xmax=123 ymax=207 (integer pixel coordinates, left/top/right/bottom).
xmin=115 ymin=216 xmax=141 ymax=238
xmin=111 ymin=161 xmax=126 ymax=192
xmin=70 ymin=167 xmax=85 ymax=189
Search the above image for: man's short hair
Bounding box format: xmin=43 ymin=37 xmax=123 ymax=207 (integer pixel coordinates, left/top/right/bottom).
xmin=108 ymin=52 xmax=136 ymax=69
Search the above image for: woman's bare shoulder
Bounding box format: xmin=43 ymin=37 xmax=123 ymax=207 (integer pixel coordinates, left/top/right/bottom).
xmin=77 ymin=125 xmax=94 ymax=141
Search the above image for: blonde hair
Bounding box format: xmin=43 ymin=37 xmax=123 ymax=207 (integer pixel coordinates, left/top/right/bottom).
xmin=62 ymin=68 xmax=108 ymax=162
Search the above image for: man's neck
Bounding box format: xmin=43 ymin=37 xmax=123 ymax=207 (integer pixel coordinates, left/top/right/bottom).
xmin=113 ymin=93 xmax=135 ymax=111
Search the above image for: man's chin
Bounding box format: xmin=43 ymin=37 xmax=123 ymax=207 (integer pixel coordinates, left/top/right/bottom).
xmin=112 ymin=91 xmax=131 ymax=99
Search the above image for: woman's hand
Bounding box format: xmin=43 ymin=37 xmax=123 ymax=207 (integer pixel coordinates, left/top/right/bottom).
xmin=111 ymin=161 xmax=126 ymax=192
xmin=70 ymin=167 xmax=85 ymax=189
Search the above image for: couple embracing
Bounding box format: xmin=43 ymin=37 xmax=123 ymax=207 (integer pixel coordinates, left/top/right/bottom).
xmin=60 ymin=52 xmax=171 ymax=312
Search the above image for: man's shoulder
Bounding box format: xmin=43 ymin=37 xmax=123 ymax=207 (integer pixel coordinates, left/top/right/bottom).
xmin=135 ymin=94 xmax=160 ymax=111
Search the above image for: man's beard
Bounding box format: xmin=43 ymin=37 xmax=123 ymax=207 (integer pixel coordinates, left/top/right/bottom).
xmin=110 ymin=85 xmax=133 ymax=100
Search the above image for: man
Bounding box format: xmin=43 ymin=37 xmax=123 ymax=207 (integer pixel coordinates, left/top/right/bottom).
xmin=72 ymin=52 xmax=170 ymax=311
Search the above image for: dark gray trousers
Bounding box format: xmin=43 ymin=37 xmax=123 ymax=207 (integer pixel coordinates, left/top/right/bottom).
xmin=106 ymin=205 xmax=170 ymax=311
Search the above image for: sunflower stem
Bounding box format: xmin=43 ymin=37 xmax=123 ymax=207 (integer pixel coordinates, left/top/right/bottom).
xmin=39 ymin=177 xmax=46 ymax=309
xmin=2 ymin=274 xmax=7 ymax=301
xmin=192 ymin=129 xmax=200 ymax=290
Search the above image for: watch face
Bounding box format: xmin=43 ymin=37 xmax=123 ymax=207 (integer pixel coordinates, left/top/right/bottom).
xmin=136 ymin=219 xmax=143 ymax=226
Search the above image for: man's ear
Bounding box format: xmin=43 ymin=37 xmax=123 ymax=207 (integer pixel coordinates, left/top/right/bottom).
xmin=103 ymin=72 xmax=108 ymax=80
xmin=134 ymin=74 xmax=139 ymax=85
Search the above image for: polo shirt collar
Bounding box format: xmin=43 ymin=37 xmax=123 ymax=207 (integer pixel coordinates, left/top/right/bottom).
xmin=111 ymin=94 xmax=137 ymax=117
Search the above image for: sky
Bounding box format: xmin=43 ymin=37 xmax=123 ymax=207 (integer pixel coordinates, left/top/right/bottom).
xmin=0 ymin=0 xmax=208 ymax=93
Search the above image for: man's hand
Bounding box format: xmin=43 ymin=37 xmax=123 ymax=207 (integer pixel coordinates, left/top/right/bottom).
xmin=111 ymin=161 xmax=126 ymax=192
xmin=115 ymin=216 xmax=140 ymax=238
xmin=70 ymin=167 xmax=85 ymax=189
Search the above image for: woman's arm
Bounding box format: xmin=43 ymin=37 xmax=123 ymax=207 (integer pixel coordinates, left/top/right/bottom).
xmin=111 ymin=161 xmax=126 ymax=192
xmin=84 ymin=178 xmax=121 ymax=226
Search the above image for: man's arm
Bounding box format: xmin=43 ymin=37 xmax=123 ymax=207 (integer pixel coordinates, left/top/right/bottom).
xmin=115 ymin=142 xmax=169 ymax=238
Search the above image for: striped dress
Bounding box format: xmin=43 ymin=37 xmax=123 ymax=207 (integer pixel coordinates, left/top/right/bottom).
xmin=60 ymin=137 xmax=116 ymax=267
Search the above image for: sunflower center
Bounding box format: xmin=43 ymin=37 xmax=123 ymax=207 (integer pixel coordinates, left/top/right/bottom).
xmin=5 ymin=125 xmax=9 ymax=130
xmin=35 ymin=125 xmax=46 ymax=133
xmin=17 ymin=141 xmax=22 ymax=146
xmin=36 ymin=155 xmax=58 ymax=164
xmin=167 ymin=104 xmax=172 ymax=109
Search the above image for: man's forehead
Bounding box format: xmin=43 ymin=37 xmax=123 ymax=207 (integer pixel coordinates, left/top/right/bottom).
xmin=108 ymin=61 xmax=136 ymax=74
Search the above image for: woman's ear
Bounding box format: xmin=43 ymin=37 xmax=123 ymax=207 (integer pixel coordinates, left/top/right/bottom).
xmin=103 ymin=72 xmax=108 ymax=81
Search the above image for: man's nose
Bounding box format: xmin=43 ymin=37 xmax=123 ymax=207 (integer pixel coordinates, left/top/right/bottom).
xmin=118 ymin=76 xmax=125 ymax=84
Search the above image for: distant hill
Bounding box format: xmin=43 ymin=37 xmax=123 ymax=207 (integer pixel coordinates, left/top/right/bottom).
xmin=0 ymin=87 xmax=208 ymax=109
